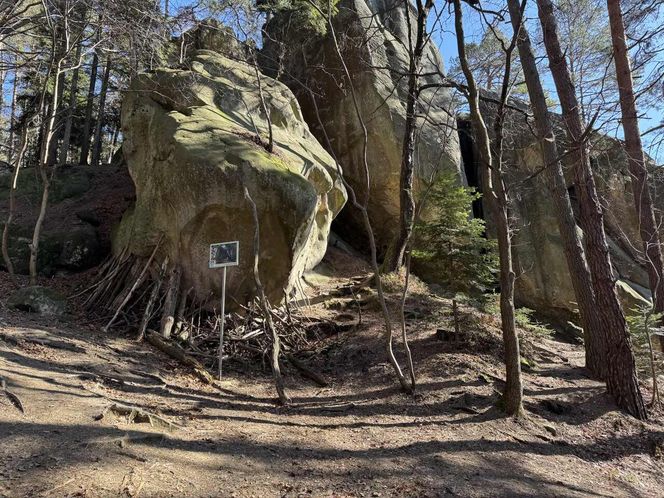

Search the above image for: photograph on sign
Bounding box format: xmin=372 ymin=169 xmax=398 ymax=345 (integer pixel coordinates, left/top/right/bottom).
xmin=209 ymin=241 xmax=239 ymax=268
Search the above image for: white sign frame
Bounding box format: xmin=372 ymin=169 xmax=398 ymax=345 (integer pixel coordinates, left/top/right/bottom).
xmin=209 ymin=241 xmax=239 ymax=269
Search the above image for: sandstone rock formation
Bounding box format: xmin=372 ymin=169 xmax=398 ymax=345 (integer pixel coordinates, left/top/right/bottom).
xmin=262 ymin=0 xmax=461 ymax=254
xmin=115 ymin=50 xmax=347 ymax=304
xmin=471 ymin=100 xmax=662 ymax=319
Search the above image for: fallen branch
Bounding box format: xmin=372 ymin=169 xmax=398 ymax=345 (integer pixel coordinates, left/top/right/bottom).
xmin=96 ymin=403 xmax=179 ymax=431
xmin=286 ymin=354 xmax=329 ymax=387
xmin=145 ymin=329 xmax=216 ymax=385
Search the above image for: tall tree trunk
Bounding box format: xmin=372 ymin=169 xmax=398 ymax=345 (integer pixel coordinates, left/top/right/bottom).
xmin=47 ymin=38 xmax=67 ymax=167
xmin=59 ymin=39 xmax=82 ymax=165
xmin=538 ymin=0 xmax=646 ymax=419
xmin=90 ymin=54 xmax=111 ymax=167
xmin=79 ymin=48 xmax=99 ymax=165
xmin=453 ymin=0 xmax=523 ymax=416
xmin=607 ymin=0 xmax=664 ymax=342
xmin=0 ymin=45 xmax=4 ymax=160
xmin=388 ymin=0 xmax=433 ymax=271
xmin=30 ymin=59 xmax=64 ymax=285
xmin=506 ymin=0 xmax=605 ymax=378
xmin=107 ymin=125 xmax=120 ymax=163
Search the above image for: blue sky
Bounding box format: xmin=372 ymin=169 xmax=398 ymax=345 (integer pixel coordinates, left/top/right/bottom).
xmin=431 ymin=2 xmax=664 ymax=162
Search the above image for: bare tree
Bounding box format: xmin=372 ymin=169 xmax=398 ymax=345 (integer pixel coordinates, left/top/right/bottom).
xmin=453 ymin=0 xmax=523 ymax=416
xmin=387 ymin=0 xmax=434 ymax=272
xmin=78 ymin=24 xmax=98 ymax=165
xmin=303 ymin=0 xmax=415 ymax=393
xmin=244 ymin=186 xmax=290 ymax=405
xmin=58 ymin=12 xmax=85 ymax=164
xmin=90 ymin=52 xmax=111 ymax=167
xmin=505 ymin=0 xmax=607 ymax=379
xmin=2 ymin=122 xmax=30 ymax=282
xmin=29 ymin=1 xmax=72 ymax=285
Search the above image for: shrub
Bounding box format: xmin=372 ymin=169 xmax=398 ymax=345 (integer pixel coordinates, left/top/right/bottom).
xmin=413 ymin=172 xmax=497 ymax=294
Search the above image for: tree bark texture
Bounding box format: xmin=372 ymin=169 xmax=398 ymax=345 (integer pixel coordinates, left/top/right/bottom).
xmin=388 ymin=0 xmax=433 ymax=271
xmin=506 ymin=0 xmax=605 ymax=378
xmin=537 ymin=0 xmax=646 ymax=419
xmin=606 ymin=0 xmax=664 ymax=338
xmin=454 ymin=0 xmax=523 ymax=416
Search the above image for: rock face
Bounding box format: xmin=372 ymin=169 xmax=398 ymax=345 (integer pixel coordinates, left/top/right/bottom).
xmin=262 ymin=0 xmax=461 ymax=254
xmin=469 ymin=100 xmax=662 ymax=320
xmin=116 ymin=50 xmax=347 ymax=304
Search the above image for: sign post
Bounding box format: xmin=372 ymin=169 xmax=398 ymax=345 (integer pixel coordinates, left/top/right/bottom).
xmin=209 ymin=241 xmax=239 ymax=380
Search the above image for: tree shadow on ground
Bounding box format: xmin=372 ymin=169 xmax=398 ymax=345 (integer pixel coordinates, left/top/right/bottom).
xmin=1 ymin=419 xmax=658 ymax=498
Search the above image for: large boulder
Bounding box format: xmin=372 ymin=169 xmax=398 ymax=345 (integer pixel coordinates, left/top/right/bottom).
xmin=3 ymin=224 xmax=101 ymax=276
xmin=261 ymin=0 xmax=462 ymax=254
xmin=116 ymin=50 xmax=347 ymax=304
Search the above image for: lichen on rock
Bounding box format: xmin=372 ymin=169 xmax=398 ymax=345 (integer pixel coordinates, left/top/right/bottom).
xmin=115 ymin=50 xmax=347 ymax=305
xmin=261 ymin=0 xmax=462 ymax=254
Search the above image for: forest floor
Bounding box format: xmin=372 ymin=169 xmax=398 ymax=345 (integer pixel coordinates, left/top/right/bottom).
xmin=1 ymin=247 xmax=664 ymax=497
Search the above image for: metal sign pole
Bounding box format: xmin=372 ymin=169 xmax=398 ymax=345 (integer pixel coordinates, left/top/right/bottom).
xmin=209 ymin=240 xmax=238 ymax=381
xmin=218 ymin=266 xmax=227 ymax=380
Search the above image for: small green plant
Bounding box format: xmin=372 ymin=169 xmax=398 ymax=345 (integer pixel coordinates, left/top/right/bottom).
xmin=478 ymin=294 xmax=551 ymax=336
xmin=413 ymin=172 xmax=497 ymax=294
xmin=514 ymin=307 xmax=552 ymax=336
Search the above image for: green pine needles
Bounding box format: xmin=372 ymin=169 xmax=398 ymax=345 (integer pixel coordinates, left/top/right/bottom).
xmin=413 ymin=172 xmax=497 ymax=295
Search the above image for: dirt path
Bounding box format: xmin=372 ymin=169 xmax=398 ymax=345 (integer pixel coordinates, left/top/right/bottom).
xmin=1 ymin=297 xmax=663 ymax=498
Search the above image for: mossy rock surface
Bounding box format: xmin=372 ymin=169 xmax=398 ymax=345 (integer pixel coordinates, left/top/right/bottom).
xmin=117 ymin=51 xmax=347 ymax=304
xmin=262 ymin=0 xmax=462 ymax=251
xmin=616 ymin=280 xmax=652 ymax=315
xmin=7 ymin=286 xmax=67 ymax=316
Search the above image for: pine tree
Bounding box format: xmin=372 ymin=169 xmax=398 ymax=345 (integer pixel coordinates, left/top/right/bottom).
xmin=413 ymin=173 xmax=496 ymax=294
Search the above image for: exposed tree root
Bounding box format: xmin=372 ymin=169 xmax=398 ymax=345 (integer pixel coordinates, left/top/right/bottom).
xmin=1 ymin=377 xmax=25 ymax=413
xmin=80 ymin=232 xmax=342 ymax=395
xmin=95 ymin=402 xmax=179 ymax=432
xmin=103 ymin=237 xmax=163 ymax=332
